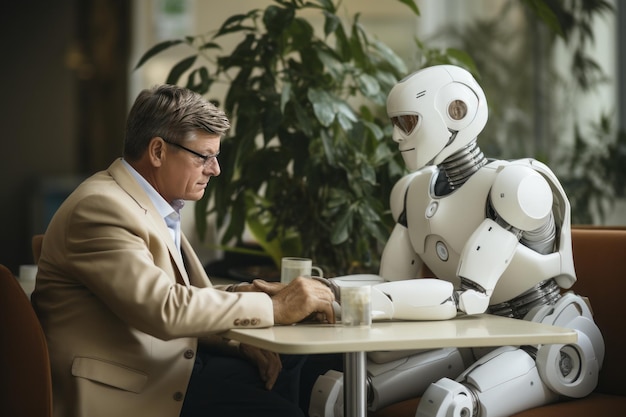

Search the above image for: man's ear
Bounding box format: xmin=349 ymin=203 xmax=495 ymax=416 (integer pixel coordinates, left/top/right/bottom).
xmin=148 ymin=137 xmax=165 ymax=167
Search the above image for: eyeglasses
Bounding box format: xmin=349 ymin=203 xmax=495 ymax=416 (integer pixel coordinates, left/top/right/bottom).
xmin=162 ymin=138 xmax=219 ymax=166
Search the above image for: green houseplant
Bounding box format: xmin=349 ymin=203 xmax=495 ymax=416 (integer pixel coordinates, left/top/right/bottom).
xmin=135 ymin=0 xmax=475 ymax=275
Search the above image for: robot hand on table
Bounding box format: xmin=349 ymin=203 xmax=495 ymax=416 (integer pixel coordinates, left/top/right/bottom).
xmin=309 ymin=65 xmax=604 ymax=417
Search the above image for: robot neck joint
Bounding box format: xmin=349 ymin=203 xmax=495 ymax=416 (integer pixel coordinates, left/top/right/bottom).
xmin=440 ymin=140 xmax=487 ymax=189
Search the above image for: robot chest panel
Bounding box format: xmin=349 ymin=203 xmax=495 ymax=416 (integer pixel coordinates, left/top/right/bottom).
xmin=406 ymin=170 xmax=495 ymax=276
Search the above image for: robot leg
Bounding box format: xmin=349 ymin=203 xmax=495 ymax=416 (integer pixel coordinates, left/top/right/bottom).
xmin=309 ymin=348 xmax=467 ymax=417
xmin=416 ymin=346 xmax=559 ymax=417
xmin=528 ymin=292 xmax=604 ymax=398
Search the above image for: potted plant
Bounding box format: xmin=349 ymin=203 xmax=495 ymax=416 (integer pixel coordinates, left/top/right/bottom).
xmin=135 ymin=0 xmax=477 ymax=275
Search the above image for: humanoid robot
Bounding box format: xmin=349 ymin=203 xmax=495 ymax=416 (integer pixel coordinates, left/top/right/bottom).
xmin=309 ymin=65 xmax=604 ymax=417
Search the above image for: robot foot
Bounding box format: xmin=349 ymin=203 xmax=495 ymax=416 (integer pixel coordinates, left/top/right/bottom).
xmin=415 ymin=378 xmax=475 ymax=417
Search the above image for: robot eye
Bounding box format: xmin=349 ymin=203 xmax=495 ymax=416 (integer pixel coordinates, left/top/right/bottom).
xmin=391 ymin=114 xmax=419 ymax=135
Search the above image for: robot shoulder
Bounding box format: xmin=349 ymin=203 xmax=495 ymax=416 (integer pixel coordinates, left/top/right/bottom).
xmin=509 ymin=158 xmax=571 ymax=226
xmin=490 ymin=161 xmax=555 ymax=231
xmin=509 ymin=158 xmax=563 ymax=189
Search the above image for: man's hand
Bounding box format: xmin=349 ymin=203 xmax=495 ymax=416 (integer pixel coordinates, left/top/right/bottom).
xmin=254 ymin=277 xmax=336 ymax=324
xmin=239 ymin=343 xmax=282 ymax=390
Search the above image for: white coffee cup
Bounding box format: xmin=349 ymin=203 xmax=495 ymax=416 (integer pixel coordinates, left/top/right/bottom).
xmin=280 ymin=257 xmax=323 ymax=284
xmin=340 ymin=285 xmax=372 ymax=327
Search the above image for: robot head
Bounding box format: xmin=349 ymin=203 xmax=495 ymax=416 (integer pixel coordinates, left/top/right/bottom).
xmin=386 ymin=65 xmax=488 ymax=171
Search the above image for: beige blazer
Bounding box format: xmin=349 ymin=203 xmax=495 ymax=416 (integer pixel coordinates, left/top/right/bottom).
xmin=32 ymin=158 xmax=274 ymax=417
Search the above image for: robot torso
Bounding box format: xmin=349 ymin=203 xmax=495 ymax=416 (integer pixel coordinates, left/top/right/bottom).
xmin=404 ymin=159 xmax=576 ymax=305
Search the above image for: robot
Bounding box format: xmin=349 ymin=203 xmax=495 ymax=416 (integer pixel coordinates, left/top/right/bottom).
xmin=309 ymin=65 xmax=604 ymax=417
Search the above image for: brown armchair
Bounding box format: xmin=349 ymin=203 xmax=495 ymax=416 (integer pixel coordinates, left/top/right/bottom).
xmin=0 ymin=263 xmax=53 ymax=417
xmin=371 ymin=227 xmax=626 ymax=416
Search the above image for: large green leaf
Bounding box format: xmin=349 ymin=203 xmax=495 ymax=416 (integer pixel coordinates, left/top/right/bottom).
xmin=166 ymin=55 xmax=197 ymax=85
xmin=330 ymin=205 xmax=352 ymax=245
xmin=308 ymin=88 xmax=335 ymax=127
xmin=214 ymin=11 xmax=259 ymax=38
xmin=134 ymin=39 xmax=184 ymax=70
xmin=185 ymin=67 xmax=212 ymax=94
xmin=244 ymin=192 xmax=284 ymax=267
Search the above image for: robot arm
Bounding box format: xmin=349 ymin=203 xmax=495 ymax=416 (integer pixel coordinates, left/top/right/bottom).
xmin=456 ymin=218 xmax=519 ymax=314
xmin=380 ymin=171 xmax=424 ymax=281
xmin=329 ymin=277 xmax=457 ymax=321
xmin=373 ymin=279 xmax=457 ymax=321
xmin=379 ymin=223 xmax=423 ymax=281
xmin=457 ymin=164 xmax=555 ymax=315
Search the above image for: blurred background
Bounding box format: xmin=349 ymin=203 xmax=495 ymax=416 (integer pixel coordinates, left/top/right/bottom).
xmin=1 ymin=0 xmax=624 ymax=275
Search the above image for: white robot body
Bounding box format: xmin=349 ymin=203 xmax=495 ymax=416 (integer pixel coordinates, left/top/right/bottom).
xmin=385 ymin=158 xmax=576 ymax=306
xmin=309 ymin=65 xmax=603 ymax=417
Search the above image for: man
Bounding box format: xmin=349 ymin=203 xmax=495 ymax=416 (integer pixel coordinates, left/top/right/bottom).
xmin=32 ymin=84 xmax=336 ymax=417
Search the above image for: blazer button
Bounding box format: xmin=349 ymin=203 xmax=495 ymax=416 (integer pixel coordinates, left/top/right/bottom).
xmin=251 ymin=318 xmax=259 ymax=325
xmin=241 ymin=319 xmax=250 ymax=326
xmin=234 ymin=318 xmax=241 ymax=326
xmin=173 ymin=391 xmax=184 ymax=402
xmin=184 ymin=349 xmax=195 ymax=359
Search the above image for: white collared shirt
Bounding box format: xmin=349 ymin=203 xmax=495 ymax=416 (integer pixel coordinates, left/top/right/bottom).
xmin=122 ymin=159 xmax=185 ymax=253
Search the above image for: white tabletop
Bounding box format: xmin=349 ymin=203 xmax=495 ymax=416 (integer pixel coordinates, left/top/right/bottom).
xmin=224 ymin=314 xmax=577 ymax=354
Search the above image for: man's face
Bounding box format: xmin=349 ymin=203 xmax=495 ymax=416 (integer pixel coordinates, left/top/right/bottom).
xmin=157 ymin=132 xmax=221 ymax=203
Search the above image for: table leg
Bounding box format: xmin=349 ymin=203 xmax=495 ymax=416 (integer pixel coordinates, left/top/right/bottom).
xmin=343 ymin=351 xmax=367 ymax=417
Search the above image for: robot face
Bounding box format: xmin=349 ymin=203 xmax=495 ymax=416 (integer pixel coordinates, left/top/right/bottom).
xmin=388 ymin=86 xmax=455 ymax=171
xmin=387 ymin=66 xmax=488 ymax=172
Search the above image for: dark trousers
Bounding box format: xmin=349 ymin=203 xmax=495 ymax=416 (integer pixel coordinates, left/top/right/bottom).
xmin=180 ymin=346 xmax=306 ymax=417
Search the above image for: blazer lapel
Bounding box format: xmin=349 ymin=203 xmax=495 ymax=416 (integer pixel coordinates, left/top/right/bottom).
xmin=181 ymin=235 xmax=211 ymax=288
xmin=107 ymin=158 xmax=191 ymax=286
